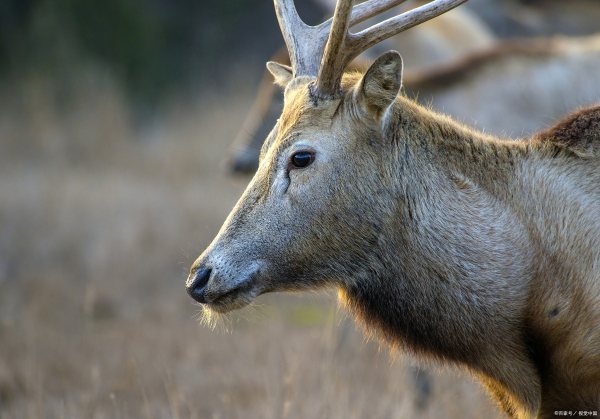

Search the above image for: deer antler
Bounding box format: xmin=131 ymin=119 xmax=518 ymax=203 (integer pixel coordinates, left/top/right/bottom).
xmin=274 ymin=0 xmax=468 ymax=98
xmin=273 ymin=0 xmax=409 ymax=80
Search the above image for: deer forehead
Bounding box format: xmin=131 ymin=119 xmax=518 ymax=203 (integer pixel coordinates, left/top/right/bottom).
xmin=277 ymin=73 xmax=364 ymax=141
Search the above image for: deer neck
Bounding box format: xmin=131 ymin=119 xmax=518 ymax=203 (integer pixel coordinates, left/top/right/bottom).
xmin=339 ymin=96 xmax=541 ymax=412
xmin=385 ymin=95 xmax=529 ymax=202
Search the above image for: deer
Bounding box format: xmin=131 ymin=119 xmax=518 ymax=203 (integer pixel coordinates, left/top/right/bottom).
xmin=185 ymin=0 xmax=600 ymax=417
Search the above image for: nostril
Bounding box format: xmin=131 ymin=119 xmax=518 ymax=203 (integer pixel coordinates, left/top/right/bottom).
xmin=186 ymin=265 xmax=212 ymax=303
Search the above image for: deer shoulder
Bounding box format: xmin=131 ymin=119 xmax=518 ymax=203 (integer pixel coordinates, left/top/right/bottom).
xmin=531 ymin=104 xmax=600 ymax=158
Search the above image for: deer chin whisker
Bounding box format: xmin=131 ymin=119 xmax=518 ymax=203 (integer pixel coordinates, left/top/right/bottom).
xmin=202 ymin=285 xmax=259 ymax=315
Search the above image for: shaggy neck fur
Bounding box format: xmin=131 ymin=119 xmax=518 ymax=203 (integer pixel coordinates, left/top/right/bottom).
xmin=340 ymin=95 xmax=600 ymax=418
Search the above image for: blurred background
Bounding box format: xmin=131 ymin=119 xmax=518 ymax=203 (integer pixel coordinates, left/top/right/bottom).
xmin=1 ymin=0 xmax=599 ymax=418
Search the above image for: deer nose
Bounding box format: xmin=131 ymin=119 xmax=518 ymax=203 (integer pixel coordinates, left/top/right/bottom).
xmin=186 ymin=264 xmax=212 ymax=303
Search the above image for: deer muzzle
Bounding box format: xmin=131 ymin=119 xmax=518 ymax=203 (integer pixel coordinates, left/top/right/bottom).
xmin=186 ymin=255 xmax=265 ymax=312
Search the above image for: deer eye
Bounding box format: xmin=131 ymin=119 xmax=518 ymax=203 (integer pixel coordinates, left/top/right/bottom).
xmin=290 ymin=150 xmax=315 ymax=169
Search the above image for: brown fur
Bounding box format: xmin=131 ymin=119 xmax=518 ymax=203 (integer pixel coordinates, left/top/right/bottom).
xmin=189 ymin=56 xmax=600 ymax=418
xmin=531 ymin=105 xmax=600 ymax=158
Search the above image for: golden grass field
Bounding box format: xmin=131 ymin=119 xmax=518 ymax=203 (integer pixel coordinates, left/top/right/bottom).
xmin=0 ymin=69 xmax=502 ymax=418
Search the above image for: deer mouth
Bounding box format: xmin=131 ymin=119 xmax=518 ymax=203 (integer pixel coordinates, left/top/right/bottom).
xmin=200 ymin=268 xmax=265 ymax=313
xmin=203 ymin=281 xmax=260 ymax=313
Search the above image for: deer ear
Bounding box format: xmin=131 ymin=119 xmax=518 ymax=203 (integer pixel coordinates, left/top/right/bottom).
xmin=355 ymin=51 xmax=403 ymax=120
xmin=267 ymin=61 xmax=293 ymax=88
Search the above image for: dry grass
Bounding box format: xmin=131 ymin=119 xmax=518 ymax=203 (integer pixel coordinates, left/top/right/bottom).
xmin=0 ymin=69 xmax=501 ymax=418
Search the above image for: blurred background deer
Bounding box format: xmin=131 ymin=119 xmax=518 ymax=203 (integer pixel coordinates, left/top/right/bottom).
xmin=1 ymin=0 xmax=599 ymax=418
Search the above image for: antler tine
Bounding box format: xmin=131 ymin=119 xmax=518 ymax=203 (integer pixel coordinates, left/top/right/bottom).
xmin=314 ymin=0 xmax=468 ymax=98
xmin=348 ymin=0 xmax=469 ymax=62
xmin=349 ymin=0 xmax=409 ymax=26
xmin=273 ymin=0 xmax=330 ymax=77
xmin=315 ymin=0 xmax=354 ymax=96
xmin=316 ymin=0 xmax=409 ymax=97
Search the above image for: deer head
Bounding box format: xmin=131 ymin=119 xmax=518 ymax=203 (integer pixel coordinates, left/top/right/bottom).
xmin=186 ymin=0 xmax=467 ymax=314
